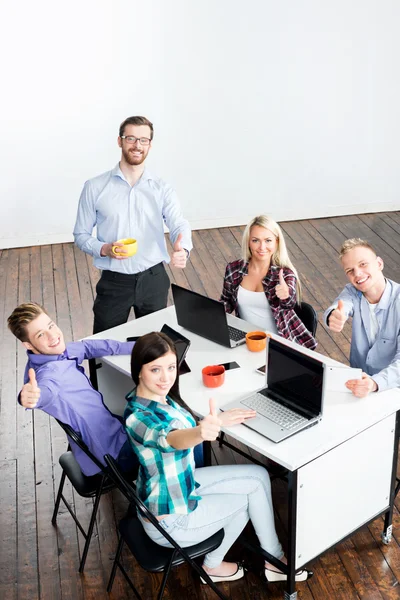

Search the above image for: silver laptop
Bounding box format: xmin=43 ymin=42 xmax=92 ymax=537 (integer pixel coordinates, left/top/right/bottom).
xmin=171 ymin=283 xmax=247 ymax=348
xmin=222 ymin=337 xmax=326 ymax=442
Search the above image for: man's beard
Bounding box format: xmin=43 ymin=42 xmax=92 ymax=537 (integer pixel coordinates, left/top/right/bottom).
xmin=122 ymin=146 xmax=148 ymax=166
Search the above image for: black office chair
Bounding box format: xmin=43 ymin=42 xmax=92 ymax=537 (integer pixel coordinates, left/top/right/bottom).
xmin=52 ymin=420 xmax=117 ymax=572
xmin=294 ymin=301 xmax=318 ymax=337
xmin=104 ymin=454 xmax=227 ymax=600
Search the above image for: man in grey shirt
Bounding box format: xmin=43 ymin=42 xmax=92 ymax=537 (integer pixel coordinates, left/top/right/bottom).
xmin=74 ymin=115 xmax=192 ymax=333
xmin=324 ymin=238 xmax=400 ymax=397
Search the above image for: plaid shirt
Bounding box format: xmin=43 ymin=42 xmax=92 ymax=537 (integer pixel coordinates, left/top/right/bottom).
xmin=220 ymin=259 xmax=317 ymax=350
xmin=124 ymin=392 xmax=200 ymax=516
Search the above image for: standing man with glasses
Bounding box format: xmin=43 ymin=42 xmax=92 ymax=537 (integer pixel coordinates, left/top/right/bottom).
xmin=74 ymin=116 xmax=192 ymax=334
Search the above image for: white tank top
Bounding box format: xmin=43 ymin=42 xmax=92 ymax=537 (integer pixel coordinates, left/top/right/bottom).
xmin=367 ymin=301 xmax=379 ymax=344
xmin=237 ymin=286 xmax=278 ymax=333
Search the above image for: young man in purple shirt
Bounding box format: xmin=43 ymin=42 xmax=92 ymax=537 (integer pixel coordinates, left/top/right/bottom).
xmin=7 ymin=302 xmax=137 ymax=476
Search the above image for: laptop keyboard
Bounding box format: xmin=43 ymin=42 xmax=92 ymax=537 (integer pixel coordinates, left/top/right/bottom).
xmin=241 ymin=393 xmax=308 ymax=430
xmin=228 ymin=325 xmax=246 ymax=342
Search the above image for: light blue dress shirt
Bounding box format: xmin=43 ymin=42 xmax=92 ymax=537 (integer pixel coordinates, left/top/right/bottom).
xmin=324 ymin=279 xmax=400 ymax=391
xmin=73 ymin=164 xmax=192 ymax=274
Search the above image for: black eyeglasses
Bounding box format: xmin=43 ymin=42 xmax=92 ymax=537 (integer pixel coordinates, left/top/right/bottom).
xmin=120 ymin=135 xmax=151 ymax=146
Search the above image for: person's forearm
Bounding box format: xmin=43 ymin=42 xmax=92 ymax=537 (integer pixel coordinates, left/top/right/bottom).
xmin=81 ymin=339 xmax=134 ymax=360
xmin=372 ymin=358 xmax=400 ymax=392
xmin=74 ymin=231 xmax=103 ymax=257
xmin=167 ymin=426 xmax=203 ymax=450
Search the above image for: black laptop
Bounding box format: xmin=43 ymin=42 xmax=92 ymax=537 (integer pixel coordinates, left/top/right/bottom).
xmin=171 ymin=283 xmax=247 ymax=348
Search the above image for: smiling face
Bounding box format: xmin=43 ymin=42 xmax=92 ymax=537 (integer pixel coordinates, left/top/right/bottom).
xmin=23 ymin=312 xmax=66 ymax=355
xmin=249 ymin=225 xmax=278 ymax=262
xmin=341 ymin=246 xmax=384 ymax=295
xmin=137 ymin=350 xmax=177 ymax=402
xmin=118 ymin=124 xmax=152 ymax=166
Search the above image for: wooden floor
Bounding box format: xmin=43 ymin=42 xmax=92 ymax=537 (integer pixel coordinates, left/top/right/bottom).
xmin=1 ymin=212 xmax=400 ymax=600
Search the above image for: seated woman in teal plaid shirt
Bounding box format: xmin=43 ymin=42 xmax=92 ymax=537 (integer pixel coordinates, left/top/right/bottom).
xmin=124 ymin=332 xmax=309 ymax=585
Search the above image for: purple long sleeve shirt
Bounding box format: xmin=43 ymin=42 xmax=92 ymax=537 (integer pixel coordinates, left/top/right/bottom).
xmin=22 ymin=339 xmax=134 ymax=476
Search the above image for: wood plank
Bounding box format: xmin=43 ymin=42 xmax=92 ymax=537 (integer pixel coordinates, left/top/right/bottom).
xmin=33 ymin=244 xmax=63 ymax=599
xmin=0 ymin=460 xmax=17 ymax=600
xmin=16 ymin=248 xmax=39 ymax=598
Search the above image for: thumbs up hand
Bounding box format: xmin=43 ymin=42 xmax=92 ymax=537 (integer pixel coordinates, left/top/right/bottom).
xmin=328 ymin=299 xmax=348 ymax=333
xmin=275 ymin=269 xmax=290 ymax=300
xmin=20 ymin=368 xmax=41 ymax=408
xmin=171 ymin=233 xmax=187 ymax=269
xmin=199 ymin=398 xmax=221 ymax=441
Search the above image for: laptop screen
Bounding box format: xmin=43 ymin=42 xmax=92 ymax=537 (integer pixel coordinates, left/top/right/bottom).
xmin=266 ymin=338 xmax=324 ymax=418
xmin=171 ymin=284 xmax=230 ymax=346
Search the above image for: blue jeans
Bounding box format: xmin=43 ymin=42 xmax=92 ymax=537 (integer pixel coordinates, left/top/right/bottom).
xmin=139 ymin=463 xmax=283 ymax=568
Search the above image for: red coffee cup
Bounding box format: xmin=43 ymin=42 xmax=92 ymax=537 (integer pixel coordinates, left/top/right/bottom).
xmin=202 ymin=365 xmax=225 ymax=388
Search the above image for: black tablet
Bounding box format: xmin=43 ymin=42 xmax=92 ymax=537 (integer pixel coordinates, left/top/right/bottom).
xmin=160 ymin=324 xmax=191 ymax=373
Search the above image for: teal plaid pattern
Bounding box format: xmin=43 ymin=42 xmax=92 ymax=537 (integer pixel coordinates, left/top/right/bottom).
xmin=124 ymin=393 xmax=200 ymax=516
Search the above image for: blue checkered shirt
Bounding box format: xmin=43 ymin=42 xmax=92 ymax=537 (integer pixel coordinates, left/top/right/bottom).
xmin=124 ymin=393 xmax=200 ymax=516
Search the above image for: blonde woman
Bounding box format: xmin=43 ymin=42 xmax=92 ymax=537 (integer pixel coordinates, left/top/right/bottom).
xmin=220 ymin=215 xmax=317 ymax=349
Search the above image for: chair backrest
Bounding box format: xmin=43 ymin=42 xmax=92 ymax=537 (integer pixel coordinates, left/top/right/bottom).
xmin=56 ymin=419 xmax=105 ymax=473
xmin=294 ymin=302 xmax=318 ymax=337
xmin=104 ymin=453 xmax=188 ymax=551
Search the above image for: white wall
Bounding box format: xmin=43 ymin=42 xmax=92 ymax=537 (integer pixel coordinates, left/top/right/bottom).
xmin=1 ymin=1 xmax=399 ymax=249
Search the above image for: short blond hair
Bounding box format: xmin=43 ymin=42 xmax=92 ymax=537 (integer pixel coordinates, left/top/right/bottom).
xmin=339 ymin=238 xmax=376 ymax=259
xmin=7 ymin=302 xmax=47 ymax=342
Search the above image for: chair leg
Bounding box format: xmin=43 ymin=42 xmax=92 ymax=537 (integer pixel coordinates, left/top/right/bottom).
xmin=107 ymin=536 xmax=125 ymax=593
xmin=192 ymin=562 xmax=229 ymax=600
xmin=79 ymin=477 xmax=106 ymax=573
xmin=157 ymin=551 xmax=176 ymax=600
xmin=52 ymin=470 xmax=67 ymax=524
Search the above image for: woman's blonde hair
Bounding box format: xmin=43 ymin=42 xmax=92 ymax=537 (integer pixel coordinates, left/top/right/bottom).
xmin=241 ymin=215 xmax=302 ymax=301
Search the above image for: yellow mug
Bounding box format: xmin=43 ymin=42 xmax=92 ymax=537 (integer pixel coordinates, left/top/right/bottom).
xmin=112 ymin=238 xmax=138 ymax=258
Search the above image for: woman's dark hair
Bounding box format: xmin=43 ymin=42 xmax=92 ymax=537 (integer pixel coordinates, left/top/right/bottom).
xmin=130 ymin=331 xmax=192 ymax=411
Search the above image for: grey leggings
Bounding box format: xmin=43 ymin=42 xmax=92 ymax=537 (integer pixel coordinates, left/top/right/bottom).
xmin=139 ymin=463 xmax=283 ymax=568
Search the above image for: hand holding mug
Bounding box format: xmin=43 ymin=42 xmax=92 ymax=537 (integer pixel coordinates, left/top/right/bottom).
xmin=100 ymin=242 xmax=129 ymax=259
xmin=199 ymin=398 xmax=221 ymax=441
xmin=275 ymin=269 xmax=290 ymax=300
xmin=171 ymin=233 xmax=187 ymax=269
xmin=20 ymin=368 xmax=41 ymax=408
xmin=328 ymin=299 xmax=347 ymax=333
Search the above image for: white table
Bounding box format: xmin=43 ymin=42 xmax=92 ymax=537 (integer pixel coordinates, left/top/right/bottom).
xmin=88 ymin=306 xmax=400 ymax=600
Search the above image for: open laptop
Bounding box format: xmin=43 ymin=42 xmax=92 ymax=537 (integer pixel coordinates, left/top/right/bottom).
xmin=160 ymin=324 xmax=191 ymax=374
xmin=222 ymin=337 xmax=326 ymax=442
xmin=171 ymin=283 xmax=247 ymax=348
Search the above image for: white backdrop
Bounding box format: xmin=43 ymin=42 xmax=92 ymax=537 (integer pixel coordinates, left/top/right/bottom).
xmin=1 ymin=1 xmax=400 ymax=249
